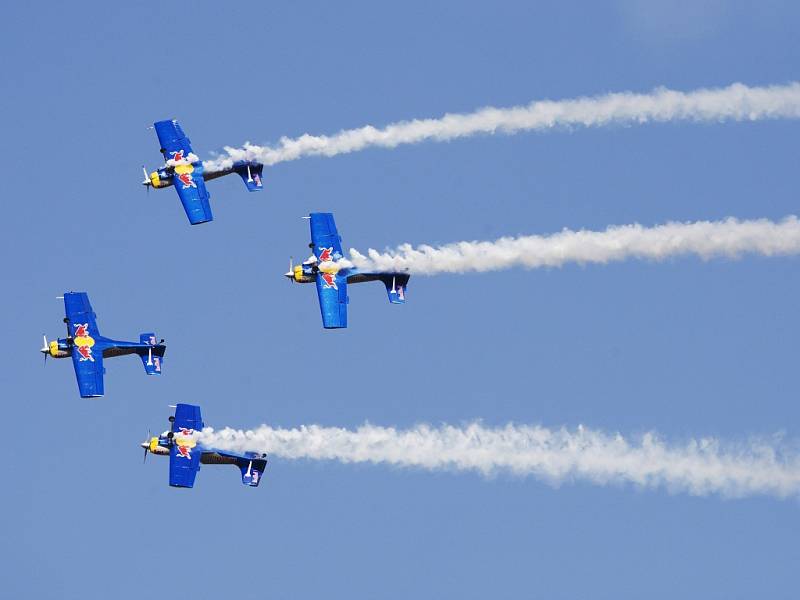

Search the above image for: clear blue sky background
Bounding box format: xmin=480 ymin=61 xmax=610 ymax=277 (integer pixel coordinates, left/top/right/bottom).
xmin=1 ymin=1 xmax=799 ymax=598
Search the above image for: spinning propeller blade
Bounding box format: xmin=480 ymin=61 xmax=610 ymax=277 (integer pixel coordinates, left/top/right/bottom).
xmin=141 ymin=166 xmax=151 ymax=195
xmin=142 ymin=430 xmax=152 ymax=463
xmin=40 ymin=335 xmax=48 ymax=364
xmin=284 ymin=257 xmax=295 ymax=282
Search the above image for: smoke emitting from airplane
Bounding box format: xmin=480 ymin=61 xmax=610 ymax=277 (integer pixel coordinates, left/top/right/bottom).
xmin=346 ymin=216 xmax=800 ymax=275
xmin=197 ymin=422 xmax=800 ymax=499
xmin=204 ymin=81 xmax=800 ymax=170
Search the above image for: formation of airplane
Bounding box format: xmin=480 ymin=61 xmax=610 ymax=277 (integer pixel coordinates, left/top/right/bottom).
xmin=285 ymin=212 xmax=410 ymax=328
xmin=142 ymin=404 xmax=267 ymax=488
xmin=142 ymin=119 xmax=264 ymax=225
xmin=41 ymin=292 xmax=165 ymax=398
xmin=40 ymin=124 xmax=415 ymax=489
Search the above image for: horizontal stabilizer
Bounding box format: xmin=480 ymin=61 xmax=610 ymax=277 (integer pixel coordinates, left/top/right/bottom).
xmin=233 ymin=161 xmax=264 ymax=192
xmin=237 ymin=457 xmax=267 ymax=487
xmin=382 ymin=274 xmax=409 ymax=304
xmin=137 ymin=333 xmax=165 ymax=375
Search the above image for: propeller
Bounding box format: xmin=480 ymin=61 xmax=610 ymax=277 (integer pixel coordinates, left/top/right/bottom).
xmin=284 ymin=257 xmax=295 ymax=282
xmin=141 ymin=166 xmax=151 ymax=194
xmin=40 ymin=335 xmax=49 ymax=364
xmin=142 ymin=429 xmax=152 ymax=463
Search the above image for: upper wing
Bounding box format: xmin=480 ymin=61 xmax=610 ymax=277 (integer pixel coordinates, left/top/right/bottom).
xmin=173 ymin=403 xmax=204 ymax=431
xmin=310 ymin=213 xmax=343 ymax=260
xmin=154 ymin=120 xmax=193 ymax=163
xmin=64 ymin=292 xmax=100 ymax=337
xmin=169 ymin=404 xmax=204 ymax=488
xmin=315 ymin=271 xmax=348 ymax=329
xmin=71 ymin=350 xmax=104 ymax=398
xmin=153 ymin=120 xmax=213 ymax=225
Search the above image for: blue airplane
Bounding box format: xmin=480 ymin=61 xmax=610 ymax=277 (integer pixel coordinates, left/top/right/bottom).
xmin=142 ymin=404 xmax=267 ymax=489
xmin=284 ymin=212 xmax=410 ymax=328
xmin=142 ymin=119 xmax=264 ymax=225
xmin=40 ymin=292 xmax=165 ymax=398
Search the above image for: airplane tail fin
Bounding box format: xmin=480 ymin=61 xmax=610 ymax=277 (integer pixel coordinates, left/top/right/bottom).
xmin=237 ymin=456 xmax=267 ymax=487
xmin=380 ymin=274 xmax=410 ymax=304
xmin=137 ymin=333 xmax=165 ymax=375
xmin=232 ymin=161 xmax=264 ymax=192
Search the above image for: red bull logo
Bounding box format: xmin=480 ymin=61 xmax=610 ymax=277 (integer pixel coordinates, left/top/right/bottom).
xmin=175 ymin=428 xmax=196 ymax=459
xmin=321 ymin=272 xmax=338 ymax=290
xmin=318 ymin=247 xmax=333 ymax=262
xmin=170 ymin=150 xmax=185 ymax=162
xmin=73 ymin=323 xmax=95 ymax=362
xmin=176 ymin=167 xmax=197 ymax=189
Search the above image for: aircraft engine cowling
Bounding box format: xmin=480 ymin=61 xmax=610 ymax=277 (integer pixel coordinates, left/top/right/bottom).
xmin=49 ymin=340 xmax=70 ymax=359
xmin=294 ymin=265 xmax=315 ymax=283
xmin=149 ymin=170 xmax=172 ymax=189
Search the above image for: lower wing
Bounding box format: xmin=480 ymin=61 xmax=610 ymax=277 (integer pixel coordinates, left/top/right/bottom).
xmin=71 ymin=347 xmax=104 ymax=398
xmin=315 ymin=272 xmax=348 ymax=329
xmin=172 ymin=168 xmax=213 ymax=225
xmin=169 ymin=443 xmax=202 ymax=488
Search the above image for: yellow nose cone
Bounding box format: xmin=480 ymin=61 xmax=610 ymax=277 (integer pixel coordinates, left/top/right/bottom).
xmin=149 ymin=437 xmax=159 ymax=452
xmin=149 ymin=172 xmax=161 ymax=188
xmin=294 ymin=265 xmax=303 ymax=282
xmin=49 ymin=341 xmax=59 ymax=357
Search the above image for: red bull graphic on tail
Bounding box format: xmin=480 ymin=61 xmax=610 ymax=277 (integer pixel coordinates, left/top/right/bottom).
xmin=72 ymin=323 xmax=95 ymax=362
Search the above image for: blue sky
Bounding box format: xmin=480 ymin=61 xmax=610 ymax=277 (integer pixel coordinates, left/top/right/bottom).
xmin=2 ymin=1 xmax=799 ymax=598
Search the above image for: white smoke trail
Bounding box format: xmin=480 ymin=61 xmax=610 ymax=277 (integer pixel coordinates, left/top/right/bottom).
xmin=204 ymin=81 xmax=800 ymax=170
xmin=346 ymin=216 xmax=800 ymax=275
xmin=198 ymin=422 xmax=800 ymax=499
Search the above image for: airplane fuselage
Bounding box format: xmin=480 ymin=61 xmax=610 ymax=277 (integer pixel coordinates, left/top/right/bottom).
xmin=289 ymin=256 xmax=351 ymax=284
xmin=146 ymin=161 xmax=260 ymax=190
xmin=143 ymin=434 xmax=266 ymax=466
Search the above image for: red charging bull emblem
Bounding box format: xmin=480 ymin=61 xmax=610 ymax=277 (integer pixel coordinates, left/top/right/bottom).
xmin=318 ymin=247 xmax=334 ymax=262
xmin=321 ymin=272 xmax=337 ymax=290
xmin=73 ymin=323 xmax=95 ymax=362
xmin=175 ymin=166 xmax=197 ymax=189
xmin=175 ymin=428 xmax=196 ymax=459
xmin=171 ymin=149 xmax=197 ymax=189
